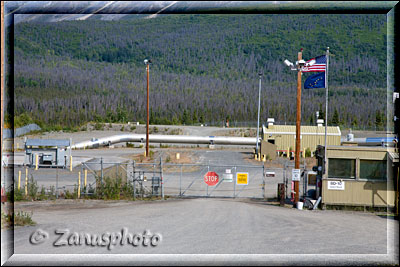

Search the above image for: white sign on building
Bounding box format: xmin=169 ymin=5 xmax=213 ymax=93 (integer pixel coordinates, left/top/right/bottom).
xmin=327 ymin=180 xmax=345 ymax=190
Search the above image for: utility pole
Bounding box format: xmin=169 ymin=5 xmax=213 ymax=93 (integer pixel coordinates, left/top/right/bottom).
xmin=256 ymin=72 xmax=262 ymax=156
xmin=144 ymin=59 xmax=152 ymax=157
xmin=294 ymin=49 xmax=303 ymax=205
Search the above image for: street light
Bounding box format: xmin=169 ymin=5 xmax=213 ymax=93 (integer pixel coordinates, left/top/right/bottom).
xmin=144 ymin=59 xmax=152 ymax=157
xmin=256 ymin=72 xmax=262 ymax=157
xmin=283 ymin=49 xmax=315 ymax=205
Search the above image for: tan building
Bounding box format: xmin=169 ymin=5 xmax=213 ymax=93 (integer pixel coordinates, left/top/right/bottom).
xmin=317 ymin=145 xmax=397 ymax=208
xmin=262 ymin=119 xmax=341 ymax=155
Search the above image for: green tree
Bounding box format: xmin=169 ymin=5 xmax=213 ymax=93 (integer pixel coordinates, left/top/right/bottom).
xmin=375 ymin=110 xmax=382 ymax=130
xmin=318 ymin=104 xmax=325 ymax=120
xmin=351 ymin=117 xmax=358 ymax=128
xmin=331 ymin=108 xmax=340 ymax=126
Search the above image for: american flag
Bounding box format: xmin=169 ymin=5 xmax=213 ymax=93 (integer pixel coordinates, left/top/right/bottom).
xmin=301 ymin=55 xmax=326 ymax=72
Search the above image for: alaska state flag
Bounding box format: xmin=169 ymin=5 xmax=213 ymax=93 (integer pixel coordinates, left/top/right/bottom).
xmin=304 ymin=72 xmax=325 ymax=89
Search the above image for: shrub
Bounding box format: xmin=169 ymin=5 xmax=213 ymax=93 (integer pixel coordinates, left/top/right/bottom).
xmin=305 ymin=147 xmax=312 ymax=158
xmin=14 ymin=211 xmax=36 ymax=226
xmin=37 ymin=186 xmax=47 ymax=200
xmin=64 ymin=190 xmax=75 ymax=199
xmin=94 ymin=122 xmax=104 ymax=130
xmin=27 ymin=175 xmax=38 ymax=200
xmin=14 ymin=187 xmax=24 ymax=201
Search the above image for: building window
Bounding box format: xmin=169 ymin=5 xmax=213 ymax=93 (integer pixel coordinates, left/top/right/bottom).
xmin=328 ymin=158 xmax=356 ymax=179
xmin=359 ymin=160 xmax=387 ymax=180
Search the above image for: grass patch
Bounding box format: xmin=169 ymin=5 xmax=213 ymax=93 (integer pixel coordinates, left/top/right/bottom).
xmin=1 ymin=211 xmax=36 ymax=228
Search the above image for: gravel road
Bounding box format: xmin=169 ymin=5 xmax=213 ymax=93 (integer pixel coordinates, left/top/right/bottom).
xmin=4 ymin=198 xmax=397 ymax=256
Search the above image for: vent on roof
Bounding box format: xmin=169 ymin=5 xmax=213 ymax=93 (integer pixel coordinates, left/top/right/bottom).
xmin=267 ymin=118 xmax=275 ymax=128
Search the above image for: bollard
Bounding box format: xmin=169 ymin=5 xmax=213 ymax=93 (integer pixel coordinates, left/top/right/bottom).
xmin=25 ymin=170 xmax=28 ymax=196
xmin=18 ymin=171 xmax=21 ymax=190
xmin=254 ymin=153 xmax=258 ymax=160
xmin=70 ymin=156 xmax=73 ymax=172
xmin=35 ymin=154 xmax=39 ymax=170
xmin=287 ymin=148 xmax=290 ymax=158
xmin=84 ymin=169 xmax=87 ymax=188
xmin=17 ymin=143 xmax=19 ymax=150
xmin=78 ymin=172 xmax=81 ymax=199
xmin=258 ymin=153 xmax=261 ymax=161
xmin=176 ymin=153 xmax=180 ymax=160
xmin=262 ymin=154 xmax=266 ymax=162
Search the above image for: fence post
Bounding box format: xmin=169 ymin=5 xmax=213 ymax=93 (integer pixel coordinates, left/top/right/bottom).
xmin=78 ymin=172 xmax=81 ymax=199
xmin=117 ymin=163 xmax=119 ymax=180
xmin=84 ymin=169 xmax=87 ymax=189
xmin=180 ymin=165 xmax=182 ymax=197
xmin=160 ymin=157 xmax=164 ymax=200
xmin=133 ymin=161 xmax=136 ymax=199
xmin=100 ymin=157 xmax=103 ymax=184
xmin=233 ymin=166 xmax=237 ymax=198
xmin=262 ymin=164 xmax=265 ymax=199
xmin=56 ymin=166 xmax=59 ymax=199
xmin=207 ymin=164 xmax=209 ymax=197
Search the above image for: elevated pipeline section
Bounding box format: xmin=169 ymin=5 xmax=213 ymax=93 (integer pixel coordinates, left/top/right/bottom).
xmin=71 ymin=134 xmax=259 ymax=149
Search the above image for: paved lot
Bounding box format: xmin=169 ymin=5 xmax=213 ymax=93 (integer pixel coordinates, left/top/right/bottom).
xmin=1 ymin=198 xmax=398 ymax=265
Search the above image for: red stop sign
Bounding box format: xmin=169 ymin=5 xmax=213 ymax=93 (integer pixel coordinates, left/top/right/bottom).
xmin=204 ymin=171 xmax=219 ymax=186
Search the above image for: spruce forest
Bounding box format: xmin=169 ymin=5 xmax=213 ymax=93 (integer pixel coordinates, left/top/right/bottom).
xmin=12 ymin=14 xmax=388 ymax=131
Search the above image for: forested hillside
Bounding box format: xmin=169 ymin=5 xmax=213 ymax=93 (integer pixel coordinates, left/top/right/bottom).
xmin=12 ymin=14 xmax=387 ymax=131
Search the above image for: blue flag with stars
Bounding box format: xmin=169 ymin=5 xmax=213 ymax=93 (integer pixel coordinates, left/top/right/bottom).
xmin=304 ymin=72 xmax=325 ymax=89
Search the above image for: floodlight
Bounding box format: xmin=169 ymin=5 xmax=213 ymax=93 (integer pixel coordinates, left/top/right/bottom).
xmin=144 ymin=59 xmax=152 ymax=64
xmin=284 ymin=59 xmax=294 ymax=67
xmin=306 ymin=59 xmax=316 ymax=67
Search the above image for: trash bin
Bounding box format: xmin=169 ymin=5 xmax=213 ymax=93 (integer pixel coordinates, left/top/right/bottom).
xmin=296 ymin=201 xmax=304 ymax=210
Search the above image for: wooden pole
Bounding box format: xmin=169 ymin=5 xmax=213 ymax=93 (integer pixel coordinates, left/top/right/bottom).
xmin=294 ymin=49 xmax=303 ymax=205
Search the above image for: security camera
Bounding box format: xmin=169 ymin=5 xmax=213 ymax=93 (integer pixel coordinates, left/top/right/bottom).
xmin=284 ymin=59 xmax=294 ymax=67
xmin=306 ymin=59 xmax=316 ymax=67
xmin=297 ymin=59 xmax=306 ymax=67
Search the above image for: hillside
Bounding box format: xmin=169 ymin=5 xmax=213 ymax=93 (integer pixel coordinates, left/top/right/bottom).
xmin=11 ymin=14 xmax=387 ymax=131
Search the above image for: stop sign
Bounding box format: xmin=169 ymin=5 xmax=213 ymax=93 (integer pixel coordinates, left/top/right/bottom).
xmin=204 ymin=171 xmax=219 ymax=186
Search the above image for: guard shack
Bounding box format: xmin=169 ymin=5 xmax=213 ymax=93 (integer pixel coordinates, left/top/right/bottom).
xmin=25 ymin=138 xmax=72 ymax=168
xmin=315 ymin=145 xmax=397 ymax=210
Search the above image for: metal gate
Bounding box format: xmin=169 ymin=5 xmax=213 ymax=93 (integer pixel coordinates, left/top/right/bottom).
xmin=132 ymin=162 xmax=280 ymax=199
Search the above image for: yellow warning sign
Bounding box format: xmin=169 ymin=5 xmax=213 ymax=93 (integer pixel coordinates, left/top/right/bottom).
xmin=236 ymin=172 xmax=249 ymax=185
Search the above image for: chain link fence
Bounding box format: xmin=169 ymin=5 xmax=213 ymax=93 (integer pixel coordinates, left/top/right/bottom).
xmin=3 ymin=159 xmax=306 ymax=202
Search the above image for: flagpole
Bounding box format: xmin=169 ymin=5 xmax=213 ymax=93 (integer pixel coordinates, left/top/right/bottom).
xmin=324 ymin=47 xmax=329 ymax=181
